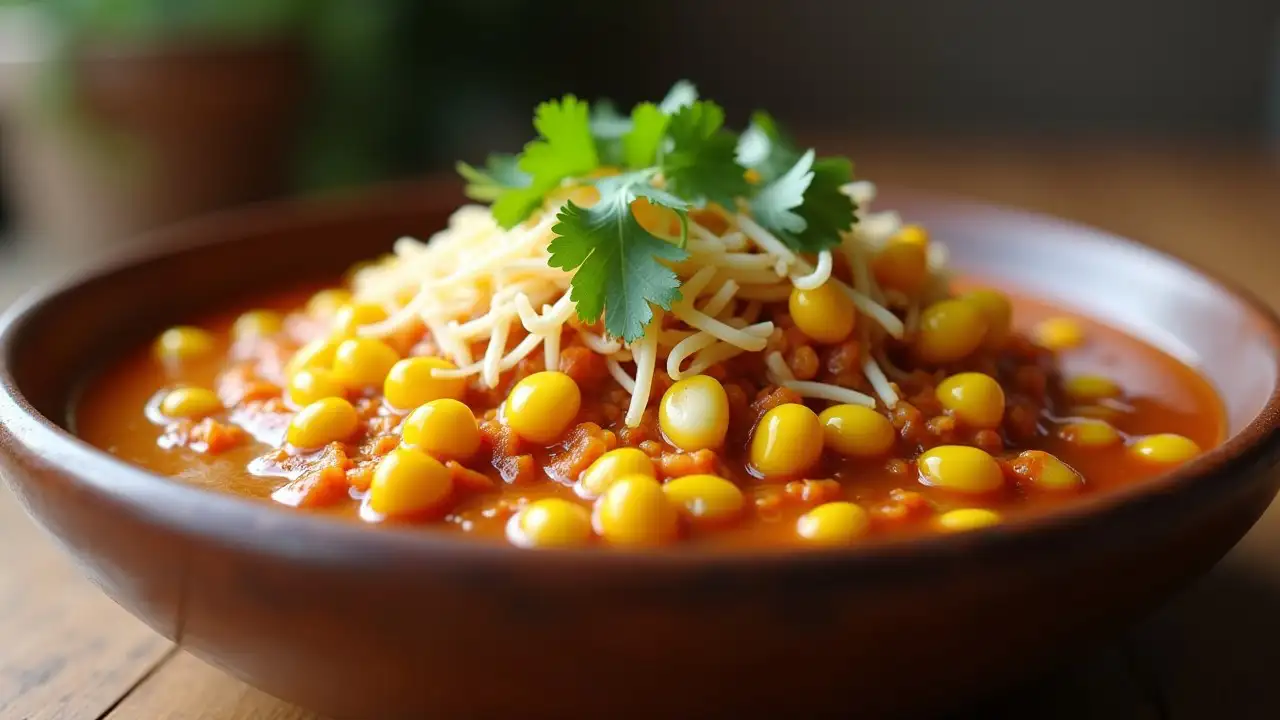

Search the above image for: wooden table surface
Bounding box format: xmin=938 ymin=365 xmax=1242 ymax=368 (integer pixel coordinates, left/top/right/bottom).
xmin=2 ymin=140 xmax=1279 ymax=719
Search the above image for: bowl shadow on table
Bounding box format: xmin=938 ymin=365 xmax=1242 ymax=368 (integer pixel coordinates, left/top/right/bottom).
xmin=949 ymin=561 xmax=1280 ymax=719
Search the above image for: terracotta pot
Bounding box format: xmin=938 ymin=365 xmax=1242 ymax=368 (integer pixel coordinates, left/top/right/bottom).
xmin=2 ymin=181 xmax=1280 ymax=718
xmin=0 ymin=36 xmax=303 ymax=257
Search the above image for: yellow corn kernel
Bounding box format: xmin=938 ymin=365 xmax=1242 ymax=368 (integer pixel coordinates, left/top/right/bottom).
xmin=1012 ymin=449 xmax=1084 ymax=491
xmin=935 ymin=372 xmax=1006 ymax=429
xmin=659 ymin=375 xmax=730 ymax=451
xmin=1033 ymin=317 xmax=1085 ymax=351
xmin=594 ymin=474 xmax=678 ymax=547
xmin=818 ymin=404 xmax=896 ymax=459
xmin=895 ymin=224 xmax=930 ymax=247
xmin=286 ymin=368 xmax=345 ymax=408
xmin=960 ymin=289 xmax=1013 ymax=349
xmin=936 ymin=508 xmax=1002 ymax=532
xmin=331 ymin=302 xmax=389 ymax=338
xmin=504 ymin=371 xmax=582 ymax=444
xmin=231 ymin=310 xmax=284 ymax=341
xmin=306 ymin=288 xmax=353 ymax=318
xmin=788 ymin=282 xmax=857 ymax=344
xmin=631 ymin=197 xmax=683 ymax=238
xmin=331 ymin=338 xmax=400 ymax=388
xmin=1058 ymin=419 xmax=1121 ymax=448
xmin=159 ymin=387 xmax=222 ymax=419
xmin=578 ymin=447 xmax=656 ymax=498
xmin=663 ymin=474 xmax=745 ymax=525
xmin=749 ymin=403 xmax=824 ymax=478
xmin=401 ymin=398 xmax=480 ymax=461
xmin=287 ymin=397 xmax=359 ymax=449
xmin=286 ymin=337 xmax=341 ymax=375
xmin=383 ymin=357 xmax=467 ymax=411
xmin=872 ymin=237 xmax=929 ymax=295
xmin=796 ymin=502 xmax=870 ymax=545
xmin=1064 ymin=374 xmax=1122 ymax=401
xmin=1130 ymin=434 xmax=1201 ymax=465
xmin=368 ymin=446 xmax=453 ymax=519
xmin=508 ymin=498 xmax=593 ymax=548
xmin=916 ymin=299 xmax=988 ymax=365
xmin=154 ymin=326 xmax=215 ymax=362
xmin=917 ymin=445 xmax=1004 ymax=493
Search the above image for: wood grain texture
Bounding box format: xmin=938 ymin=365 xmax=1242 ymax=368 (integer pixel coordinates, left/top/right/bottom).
xmin=0 ymin=487 xmax=172 ymax=720
xmin=1 ymin=142 xmax=1278 ymax=718
xmin=104 ymin=653 xmax=320 ymax=720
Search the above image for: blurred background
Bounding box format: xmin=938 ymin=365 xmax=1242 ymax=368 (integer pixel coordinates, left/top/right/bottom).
xmin=2 ymin=4 xmax=1280 ymax=715
xmin=0 ymin=0 xmax=1278 ymax=262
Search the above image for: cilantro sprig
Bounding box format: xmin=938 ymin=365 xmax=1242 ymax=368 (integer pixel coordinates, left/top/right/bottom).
xmin=549 ymin=173 xmax=690 ymax=341
xmin=459 ymin=82 xmax=859 ymax=341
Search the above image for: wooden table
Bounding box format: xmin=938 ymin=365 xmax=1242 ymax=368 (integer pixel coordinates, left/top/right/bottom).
xmin=2 ymin=141 xmax=1279 ymax=719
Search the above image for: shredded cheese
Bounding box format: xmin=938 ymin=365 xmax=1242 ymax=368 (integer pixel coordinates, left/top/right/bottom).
xmin=862 ymin=355 xmax=899 ymax=408
xmin=607 ymin=358 xmax=636 ymax=394
xmin=624 ymin=310 xmax=662 ymax=427
xmin=783 ymin=381 xmax=877 ymax=407
xmin=765 ymin=351 xmax=795 ymax=383
xmin=790 ymin=250 xmax=833 ymax=290
xmin=346 ymin=178 xmax=947 ymax=437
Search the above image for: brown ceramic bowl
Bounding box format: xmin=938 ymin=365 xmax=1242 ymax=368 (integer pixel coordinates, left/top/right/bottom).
xmin=2 ymin=180 xmax=1279 ymax=719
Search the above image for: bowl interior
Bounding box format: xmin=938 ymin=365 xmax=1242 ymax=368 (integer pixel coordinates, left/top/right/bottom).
xmin=3 ymin=182 xmax=1278 ymax=517
xmin=901 ymin=191 xmax=1279 ymax=436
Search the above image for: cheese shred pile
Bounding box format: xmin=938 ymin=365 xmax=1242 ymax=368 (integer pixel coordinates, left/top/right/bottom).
xmin=351 ymin=181 xmax=950 ymax=428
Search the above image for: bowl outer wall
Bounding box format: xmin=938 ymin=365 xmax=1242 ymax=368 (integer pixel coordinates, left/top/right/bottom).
xmin=2 ymin=180 xmax=1280 ymax=718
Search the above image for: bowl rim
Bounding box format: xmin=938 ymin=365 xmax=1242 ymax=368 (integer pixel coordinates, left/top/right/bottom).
xmin=3 ymin=179 xmax=1280 ymax=571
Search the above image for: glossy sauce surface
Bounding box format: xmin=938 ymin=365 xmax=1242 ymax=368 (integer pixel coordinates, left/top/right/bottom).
xmin=74 ymin=282 xmax=1224 ymax=549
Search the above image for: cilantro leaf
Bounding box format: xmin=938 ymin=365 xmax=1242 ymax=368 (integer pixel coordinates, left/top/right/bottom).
xmin=520 ymin=94 xmax=598 ymax=187
xmin=491 ymin=186 xmax=550 ymax=229
xmin=622 ymin=102 xmax=670 ymax=169
xmin=492 ymin=95 xmax=599 ymax=228
xmin=737 ymin=110 xmax=802 ymax=183
xmin=659 ymin=80 xmax=698 ymax=114
xmin=590 ymin=99 xmax=631 ymax=167
xmin=787 ymin=157 xmax=856 ymax=251
xmin=547 ymin=173 xmax=689 ymax=341
xmin=751 ymin=151 xmax=855 ymax=253
xmin=750 ymin=149 xmax=815 ymax=235
xmin=662 ymin=101 xmax=749 ymax=208
xmin=457 ymin=153 xmax=530 ymax=202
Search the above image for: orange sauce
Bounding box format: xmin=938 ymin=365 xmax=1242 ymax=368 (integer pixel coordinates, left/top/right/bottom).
xmin=74 ymin=282 xmax=1224 ymax=549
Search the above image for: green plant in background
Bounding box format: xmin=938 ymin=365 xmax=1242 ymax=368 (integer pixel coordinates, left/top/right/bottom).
xmin=8 ymin=0 xmax=424 ymax=193
xmin=10 ymin=0 xmax=318 ymax=192
xmin=38 ymin=0 xmax=312 ymax=43
xmin=4 ymin=0 xmax=569 ymax=195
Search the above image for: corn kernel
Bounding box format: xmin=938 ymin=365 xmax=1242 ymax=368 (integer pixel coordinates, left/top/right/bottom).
xmin=663 ymin=474 xmax=745 ymax=525
xmin=917 ymin=445 xmax=1004 ymax=493
xmin=1033 ymin=317 xmax=1085 ymax=351
xmin=154 ymin=326 xmax=215 ymax=362
xmin=594 ymin=474 xmax=678 ymax=547
xmin=578 ymin=447 xmax=656 ymax=498
xmin=796 ymin=502 xmax=870 ymax=545
xmin=508 ymin=498 xmax=593 ymax=548
xmin=749 ymin=403 xmax=824 ymax=478
xmin=1130 ymin=434 xmax=1201 ymax=465
xmin=505 ymin=371 xmax=581 ymax=444
xmin=659 ymin=375 xmax=729 ymax=451
xmin=401 ymin=398 xmax=480 ymax=461
xmin=936 ymin=508 xmax=1001 ymax=532
xmin=159 ymin=387 xmax=222 ymax=419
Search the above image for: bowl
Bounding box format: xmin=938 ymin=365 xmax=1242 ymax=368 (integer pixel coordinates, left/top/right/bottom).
xmin=3 ymin=180 xmax=1279 ymax=719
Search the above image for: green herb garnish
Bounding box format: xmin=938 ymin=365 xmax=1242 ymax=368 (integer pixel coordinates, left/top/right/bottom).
xmin=459 ymin=81 xmax=858 ymax=341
